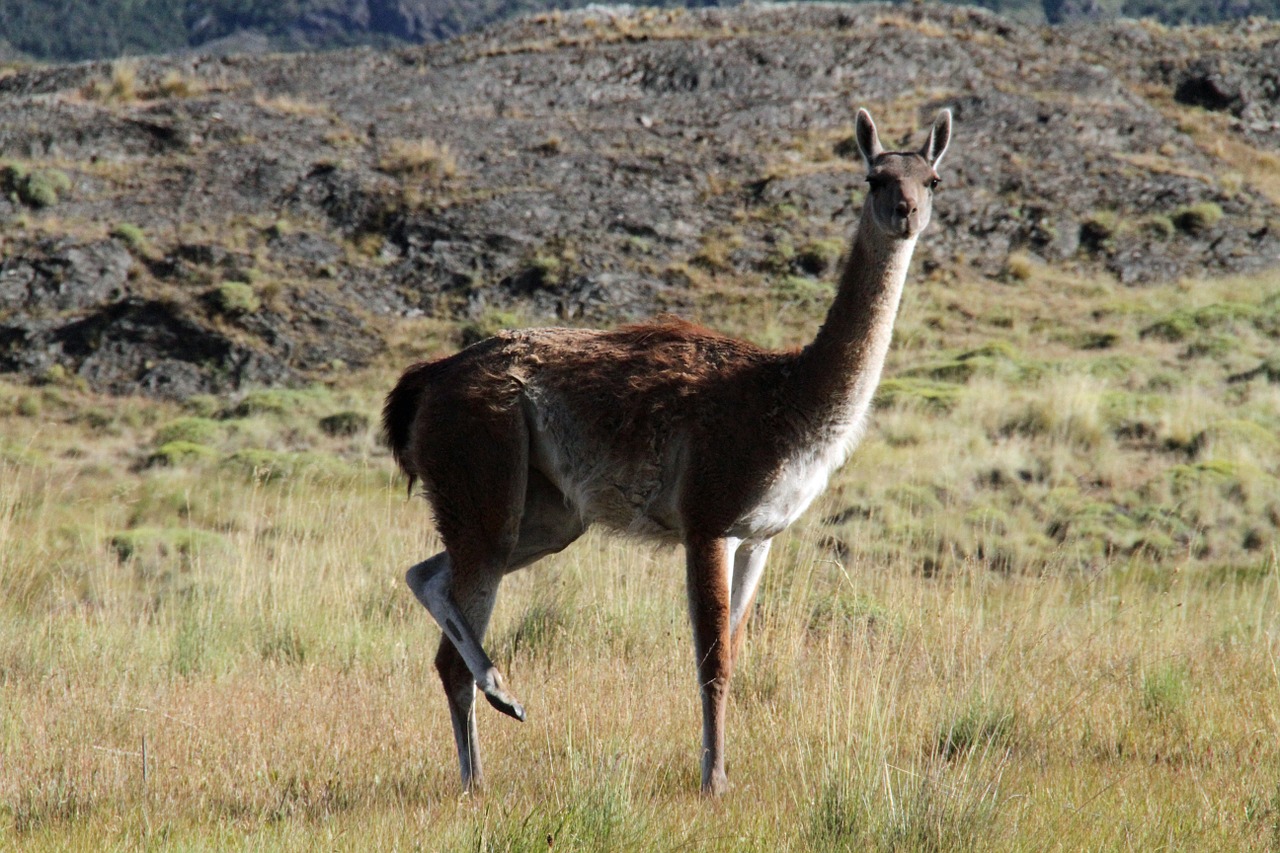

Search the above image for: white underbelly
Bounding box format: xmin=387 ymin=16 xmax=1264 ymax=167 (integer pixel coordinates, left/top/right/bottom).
xmin=730 ymin=450 xmax=838 ymax=539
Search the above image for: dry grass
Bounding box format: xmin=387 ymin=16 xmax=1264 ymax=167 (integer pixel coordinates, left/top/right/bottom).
xmin=2 ymin=259 xmax=1279 ymax=849
xmin=377 ymin=138 xmax=458 ymax=182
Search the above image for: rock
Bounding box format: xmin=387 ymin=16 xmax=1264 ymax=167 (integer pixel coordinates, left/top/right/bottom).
xmin=0 ymin=239 xmax=132 ymax=314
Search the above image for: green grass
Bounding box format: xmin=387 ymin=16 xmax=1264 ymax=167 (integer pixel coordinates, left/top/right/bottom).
xmin=1 ymin=262 xmax=1279 ymax=849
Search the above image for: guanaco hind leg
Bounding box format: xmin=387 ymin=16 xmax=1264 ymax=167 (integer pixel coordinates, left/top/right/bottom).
xmin=406 ymin=553 xmax=525 ymax=721
xmin=406 ymin=455 xmax=585 ymax=786
xmin=432 ymin=573 xmax=507 ymax=788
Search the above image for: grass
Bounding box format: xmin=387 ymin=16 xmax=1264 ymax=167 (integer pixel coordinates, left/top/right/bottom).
xmin=1 ymin=257 xmax=1279 ymax=849
xmin=377 ymin=138 xmax=458 ymax=182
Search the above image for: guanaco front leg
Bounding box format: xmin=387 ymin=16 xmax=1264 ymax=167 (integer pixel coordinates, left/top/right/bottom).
xmin=685 ymin=535 xmax=733 ymax=795
xmin=729 ymin=539 xmax=771 ymax=664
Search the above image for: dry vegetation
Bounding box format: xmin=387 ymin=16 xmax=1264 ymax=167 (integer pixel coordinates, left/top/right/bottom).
xmin=1 ymin=247 xmax=1278 ymax=850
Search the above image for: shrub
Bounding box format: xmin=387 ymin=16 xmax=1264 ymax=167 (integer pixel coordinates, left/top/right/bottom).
xmin=146 ymin=441 xmax=217 ymax=468
xmin=221 ymin=449 xmax=300 ymax=482
xmin=776 ymin=275 xmax=834 ymax=307
xmin=2 ymin=163 xmax=71 ymax=208
xmin=794 ymin=239 xmax=844 ymax=275
xmin=460 ymin=309 xmax=520 ymax=347
xmin=808 ymin=592 xmax=898 ymax=635
xmin=318 ymin=411 xmax=369 ymax=437
xmin=208 ymin=282 xmax=260 ymax=316
xmin=1002 ymin=250 xmax=1037 ymax=282
xmin=1141 ymin=663 xmax=1189 ymax=720
xmin=109 ymin=62 xmax=137 ymax=101
xmin=153 ymin=417 xmax=221 ymax=446
xmin=109 ymin=527 xmax=225 ymax=563
xmin=1140 ymin=312 xmax=1195 ymax=342
xmin=1079 ymin=211 xmax=1117 ymax=251
xmin=937 ymin=702 xmax=1016 ymax=759
xmin=110 ymin=223 xmax=149 ymax=254
xmin=1172 ymin=202 xmax=1224 ymax=234
xmin=157 ymin=70 xmax=203 ymax=98
xmin=529 ymin=252 xmax=564 ymax=283
xmin=182 ymin=395 xmax=222 ymax=418
xmin=16 ymin=395 xmax=41 ymax=417
xmin=875 ymin=377 xmax=963 ymax=412
xmin=82 ymin=62 xmax=138 ymax=102
xmin=228 ymin=387 xmax=330 ymax=419
xmin=377 ymin=138 xmax=457 ymax=181
xmin=1143 ymin=214 xmax=1175 ymax=239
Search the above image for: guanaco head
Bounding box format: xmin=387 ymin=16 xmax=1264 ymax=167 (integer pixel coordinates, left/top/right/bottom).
xmin=855 ymin=108 xmax=952 ymax=240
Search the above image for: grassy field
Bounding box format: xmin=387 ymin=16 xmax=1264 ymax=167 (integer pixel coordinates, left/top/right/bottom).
xmin=2 ymin=260 xmax=1279 ymax=850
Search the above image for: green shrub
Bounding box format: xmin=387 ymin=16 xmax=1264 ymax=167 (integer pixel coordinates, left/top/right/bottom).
xmin=221 ymin=448 xmax=348 ymax=483
xmin=905 ymin=342 xmax=1025 ymax=385
xmin=530 ymin=252 xmax=563 ymax=282
xmin=153 ymin=417 xmax=221 ymax=446
xmin=776 ymin=275 xmax=834 ymax=306
xmin=109 ymin=527 xmax=226 ymax=563
xmin=1140 ymin=313 xmax=1195 ymax=342
xmin=318 ymin=411 xmax=369 ymax=437
xmin=229 ymin=388 xmax=328 ymax=418
xmin=1143 ymin=214 xmax=1175 ymax=239
xmin=208 ymin=282 xmax=260 ymax=316
xmin=808 ymin=592 xmax=898 ymax=635
xmin=16 ymin=395 xmax=41 ymax=417
xmin=936 ymin=702 xmax=1016 ymax=759
xmin=460 ymin=309 xmax=520 ymax=347
xmin=1080 ymin=210 xmax=1117 ymax=251
xmin=2 ymin=163 xmax=71 ymax=208
xmin=875 ymin=377 xmax=963 ymax=411
xmin=110 ymin=222 xmax=149 ymax=253
xmin=794 ymin=238 xmax=844 ymax=275
xmin=1172 ymin=202 xmax=1224 ymax=234
xmin=146 ymin=440 xmax=217 ymax=467
xmin=1141 ymin=302 xmax=1261 ymax=342
xmin=1141 ymin=663 xmax=1189 ymax=720
xmin=221 ymin=449 xmax=300 ymax=482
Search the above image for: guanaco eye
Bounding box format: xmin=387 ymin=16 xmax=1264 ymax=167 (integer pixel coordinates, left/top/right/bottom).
xmin=867 ymin=175 xmax=887 ymax=190
xmin=929 ymin=177 xmax=941 ymax=191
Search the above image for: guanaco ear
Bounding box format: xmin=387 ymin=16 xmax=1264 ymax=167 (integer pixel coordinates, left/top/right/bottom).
xmin=920 ymin=108 xmax=952 ymax=169
xmin=855 ymin=108 xmax=883 ymax=171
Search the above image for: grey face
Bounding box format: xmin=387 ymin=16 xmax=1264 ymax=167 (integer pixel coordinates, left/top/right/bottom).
xmin=855 ymin=108 xmax=952 ymax=241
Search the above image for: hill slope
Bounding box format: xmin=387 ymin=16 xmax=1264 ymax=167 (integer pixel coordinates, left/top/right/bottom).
xmin=1 ymin=4 xmax=1277 ymax=397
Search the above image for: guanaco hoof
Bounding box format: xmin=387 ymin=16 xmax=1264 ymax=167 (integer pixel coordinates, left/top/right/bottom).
xmin=484 ymin=688 xmax=526 ymax=721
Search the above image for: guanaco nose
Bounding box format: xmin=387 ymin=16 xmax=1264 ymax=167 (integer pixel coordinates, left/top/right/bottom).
xmin=896 ymin=200 xmax=913 ymax=217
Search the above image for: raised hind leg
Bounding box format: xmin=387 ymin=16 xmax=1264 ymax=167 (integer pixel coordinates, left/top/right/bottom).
xmin=407 ymin=465 xmax=584 ymax=789
xmin=428 ymin=564 xmax=503 ymax=790
xmin=408 ymin=553 xmax=524 ymax=722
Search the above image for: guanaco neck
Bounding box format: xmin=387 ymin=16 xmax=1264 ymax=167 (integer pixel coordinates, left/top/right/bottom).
xmin=792 ymin=200 xmax=918 ymax=431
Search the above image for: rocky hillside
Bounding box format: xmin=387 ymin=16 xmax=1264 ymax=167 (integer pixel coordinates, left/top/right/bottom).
xmin=1 ymin=4 xmax=1278 ymax=397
